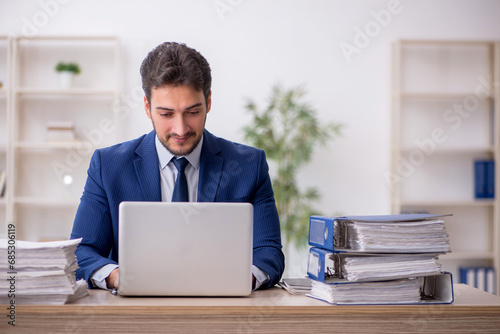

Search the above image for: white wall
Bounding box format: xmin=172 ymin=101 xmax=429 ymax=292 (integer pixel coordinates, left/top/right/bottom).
xmin=2 ymin=0 xmax=500 ymax=275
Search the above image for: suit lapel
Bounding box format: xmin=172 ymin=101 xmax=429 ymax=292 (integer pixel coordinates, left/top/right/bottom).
xmin=134 ymin=131 xmax=161 ymax=201
xmin=198 ymin=130 xmax=223 ymax=202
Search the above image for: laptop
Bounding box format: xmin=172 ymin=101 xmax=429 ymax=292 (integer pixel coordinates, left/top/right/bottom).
xmin=117 ymin=201 xmax=254 ymax=296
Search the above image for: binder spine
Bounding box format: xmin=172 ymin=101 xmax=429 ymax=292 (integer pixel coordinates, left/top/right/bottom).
xmin=308 ymin=216 xmax=336 ymax=251
xmin=307 ymin=247 xmax=339 ymax=282
xmin=307 ymin=248 xmax=323 ymax=281
xmin=475 ymin=160 xmax=494 ymax=199
xmin=486 ymin=160 xmax=495 ymax=199
xmin=474 ymin=160 xmax=487 ymax=199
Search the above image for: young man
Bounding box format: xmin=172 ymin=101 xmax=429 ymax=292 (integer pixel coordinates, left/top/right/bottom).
xmin=70 ymin=42 xmax=285 ymax=290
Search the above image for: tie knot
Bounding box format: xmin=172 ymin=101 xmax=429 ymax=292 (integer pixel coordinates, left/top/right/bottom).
xmin=172 ymin=157 xmax=189 ymax=172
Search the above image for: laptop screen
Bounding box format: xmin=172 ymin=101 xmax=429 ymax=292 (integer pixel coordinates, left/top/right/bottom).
xmin=118 ymin=202 xmax=253 ymax=296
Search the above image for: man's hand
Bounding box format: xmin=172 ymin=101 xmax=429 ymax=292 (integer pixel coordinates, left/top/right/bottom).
xmin=106 ymin=268 xmax=119 ymax=289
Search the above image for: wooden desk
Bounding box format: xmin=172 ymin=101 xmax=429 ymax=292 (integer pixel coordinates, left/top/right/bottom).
xmin=2 ymin=284 xmax=500 ymax=333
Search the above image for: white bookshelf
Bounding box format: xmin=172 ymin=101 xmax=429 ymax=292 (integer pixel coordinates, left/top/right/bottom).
xmin=0 ymin=36 xmax=11 ymax=239
xmin=391 ymin=40 xmax=500 ymax=295
xmin=6 ymin=36 xmax=121 ymax=241
xmin=16 ymin=88 xmax=117 ymax=95
xmin=13 ymin=196 xmax=80 ymax=206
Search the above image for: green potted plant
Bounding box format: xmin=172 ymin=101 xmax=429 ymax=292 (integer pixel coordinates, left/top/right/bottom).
xmin=243 ymin=84 xmax=342 ymax=257
xmin=54 ymin=61 xmax=81 ymax=88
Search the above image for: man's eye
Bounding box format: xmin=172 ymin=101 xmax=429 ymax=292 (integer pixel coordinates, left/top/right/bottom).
xmin=188 ymin=111 xmax=200 ymax=115
xmin=160 ymin=113 xmax=173 ymax=117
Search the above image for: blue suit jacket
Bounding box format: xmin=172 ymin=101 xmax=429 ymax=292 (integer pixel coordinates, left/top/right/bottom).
xmin=70 ymin=129 xmax=285 ymax=289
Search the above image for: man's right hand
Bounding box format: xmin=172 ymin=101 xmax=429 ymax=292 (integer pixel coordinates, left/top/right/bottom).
xmin=106 ymin=268 xmax=119 ymax=289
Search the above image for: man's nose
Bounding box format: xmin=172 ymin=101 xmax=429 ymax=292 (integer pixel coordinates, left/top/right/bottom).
xmin=172 ymin=115 xmax=189 ymax=135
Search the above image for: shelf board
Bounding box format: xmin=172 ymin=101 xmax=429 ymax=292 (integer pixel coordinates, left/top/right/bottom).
xmin=15 ymin=141 xmax=87 ymax=150
xmin=399 ymin=92 xmax=493 ymax=100
xmin=16 ymin=35 xmax=118 ymax=42
xmin=15 ymin=141 xmax=109 ymax=151
xmin=439 ymin=252 xmax=495 ymax=261
xmin=399 ymin=39 xmax=495 ymax=46
xmin=16 ymin=88 xmax=117 ymax=96
xmin=401 ymin=199 xmax=495 ymax=207
xmin=398 ymin=146 xmax=496 ymax=154
xmin=14 ymin=197 xmax=79 ymax=207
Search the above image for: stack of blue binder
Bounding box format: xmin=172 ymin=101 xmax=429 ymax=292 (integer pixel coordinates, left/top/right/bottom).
xmin=305 ymin=214 xmax=455 ymax=305
xmin=459 ymin=266 xmax=496 ymax=294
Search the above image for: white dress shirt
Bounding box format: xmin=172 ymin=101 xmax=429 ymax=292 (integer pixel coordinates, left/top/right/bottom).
xmin=156 ymin=134 xmax=202 ymax=203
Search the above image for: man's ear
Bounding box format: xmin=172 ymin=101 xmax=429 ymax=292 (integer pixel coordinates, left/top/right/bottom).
xmin=206 ymin=91 xmax=212 ymax=114
xmin=144 ymin=96 xmax=152 ymax=119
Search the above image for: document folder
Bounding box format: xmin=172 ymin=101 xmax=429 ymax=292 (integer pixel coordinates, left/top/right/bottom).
xmin=308 ymin=214 xmax=451 ymax=253
xmin=307 ymin=272 xmax=454 ymax=305
xmin=307 ymin=247 xmax=443 ymax=283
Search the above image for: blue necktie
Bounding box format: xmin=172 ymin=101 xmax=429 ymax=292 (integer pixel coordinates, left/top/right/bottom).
xmin=172 ymin=157 xmax=189 ymax=202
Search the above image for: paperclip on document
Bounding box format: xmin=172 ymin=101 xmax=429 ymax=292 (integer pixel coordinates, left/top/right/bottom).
xmin=306 ymin=272 xmax=454 ymax=305
xmin=308 ymin=214 xmax=452 ymax=253
xmin=307 ymin=247 xmax=444 ymax=283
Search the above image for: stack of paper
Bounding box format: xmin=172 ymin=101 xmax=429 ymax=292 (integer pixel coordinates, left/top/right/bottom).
xmin=345 ymin=219 xmax=450 ymax=253
xmin=0 ymin=238 xmax=88 ymax=305
xmin=278 ymin=278 xmax=312 ymax=295
xmin=309 ymin=277 xmax=423 ymax=305
xmin=307 ymin=248 xmax=444 ymax=283
xmin=342 ymin=254 xmax=442 ymax=282
xmin=306 ymin=214 xmax=454 ymax=305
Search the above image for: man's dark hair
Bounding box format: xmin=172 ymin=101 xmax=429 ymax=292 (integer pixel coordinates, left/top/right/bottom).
xmin=140 ymin=42 xmax=212 ymax=105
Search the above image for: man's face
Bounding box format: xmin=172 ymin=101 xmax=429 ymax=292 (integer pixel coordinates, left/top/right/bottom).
xmin=145 ymin=85 xmax=211 ymax=156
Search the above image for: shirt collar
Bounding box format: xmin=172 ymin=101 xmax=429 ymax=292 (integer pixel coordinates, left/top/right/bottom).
xmin=155 ymin=134 xmax=203 ymax=170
